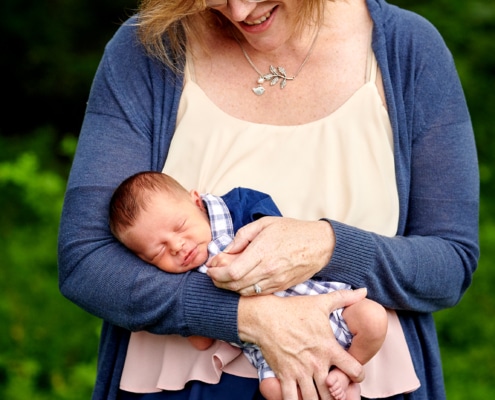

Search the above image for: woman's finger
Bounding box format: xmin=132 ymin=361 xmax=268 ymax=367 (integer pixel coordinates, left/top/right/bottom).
xmin=313 ymin=368 xmax=333 ymax=400
xmin=278 ymin=377 xmax=302 ymax=400
xmin=324 ymin=288 xmax=367 ymax=312
xmin=321 ymin=289 xmax=367 ymax=383
xmin=222 ymin=218 xmax=273 ymax=254
xmin=295 ymin=375 xmax=323 ymax=400
xmin=326 ymin=338 xmax=364 ymax=383
xmin=207 ymin=251 xmax=263 ymax=291
xmin=236 ymin=279 xmax=271 ymax=296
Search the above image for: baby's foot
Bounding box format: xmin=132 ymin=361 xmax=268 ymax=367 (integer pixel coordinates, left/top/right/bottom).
xmin=326 ymin=368 xmax=359 ymax=400
xmin=344 ymin=383 xmax=361 ymax=400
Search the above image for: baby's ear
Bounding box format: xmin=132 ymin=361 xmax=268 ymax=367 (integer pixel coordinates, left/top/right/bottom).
xmin=189 ymin=190 xmax=205 ymax=211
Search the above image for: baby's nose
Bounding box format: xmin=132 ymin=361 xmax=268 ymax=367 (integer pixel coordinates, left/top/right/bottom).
xmin=169 ymin=239 xmax=183 ymax=255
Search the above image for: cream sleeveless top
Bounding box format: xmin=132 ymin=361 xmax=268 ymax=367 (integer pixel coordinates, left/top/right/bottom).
xmin=120 ymin=51 xmax=420 ymax=397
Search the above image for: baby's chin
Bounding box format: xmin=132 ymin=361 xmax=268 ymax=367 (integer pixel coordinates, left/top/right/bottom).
xmin=189 ymin=250 xmax=209 ymax=270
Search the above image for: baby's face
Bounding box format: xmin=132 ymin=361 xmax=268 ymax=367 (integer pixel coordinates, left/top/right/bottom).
xmin=122 ymin=190 xmax=212 ymax=273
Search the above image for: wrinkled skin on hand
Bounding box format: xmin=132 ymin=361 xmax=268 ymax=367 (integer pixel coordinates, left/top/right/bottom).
xmin=207 ymin=217 xmax=335 ymax=296
xmin=238 ymin=289 xmax=367 ymax=400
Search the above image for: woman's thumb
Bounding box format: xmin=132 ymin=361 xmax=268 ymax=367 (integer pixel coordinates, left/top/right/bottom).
xmin=328 ymin=287 xmax=368 ymax=310
xmin=223 ymin=220 xmax=266 ymax=253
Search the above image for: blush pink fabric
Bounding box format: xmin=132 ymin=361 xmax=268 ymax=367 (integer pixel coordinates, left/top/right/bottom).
xmin=360 ymin=309 xmax=420 ymax=397
xmin=120 ymin=309 xmax=420 ymax=397
xmin=120 ymin=333 xmax=257 ymax=393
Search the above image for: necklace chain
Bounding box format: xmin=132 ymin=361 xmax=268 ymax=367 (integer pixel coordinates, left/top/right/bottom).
xmin=233 ymin=28 xmax=320 ymax=96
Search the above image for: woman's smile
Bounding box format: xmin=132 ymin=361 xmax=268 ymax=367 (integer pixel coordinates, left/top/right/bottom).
xmin=243 ymin=5 xmax=276 ymax=26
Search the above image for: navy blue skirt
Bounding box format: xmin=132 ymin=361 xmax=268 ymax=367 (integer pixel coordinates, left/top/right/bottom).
xmin=117 ymin=373 xmax=265 ymax=400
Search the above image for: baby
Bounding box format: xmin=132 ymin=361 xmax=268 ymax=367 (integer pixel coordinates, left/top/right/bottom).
xmin=109 ymin=171 xmax=388 ymax=400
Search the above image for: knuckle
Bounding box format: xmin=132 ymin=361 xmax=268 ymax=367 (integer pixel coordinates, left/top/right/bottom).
xmin=235 ymin=225 xmax=250 ymax=239
xmin=346 ymin=363 xmax=364 ymax=382
xmin=227 ymin=267 xmax=243 ymax=282
xmin=214 ymin=255 xmax=229 ymax=267
xmin=225 ymin=279 xmax=241 ymax=292
xmin=272 ymin=276 xmax=286 ymax=290
xmin=263 ymin=260 xmax=278 ymax=275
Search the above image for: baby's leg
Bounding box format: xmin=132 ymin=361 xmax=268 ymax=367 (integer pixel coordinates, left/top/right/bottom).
xmin=326 ymin=298 xmax=387 ymax=399
xmin=187 ymin=335 xmax=214 ymax=350
xmin=342 ymin=298 xmax=388 ymax=364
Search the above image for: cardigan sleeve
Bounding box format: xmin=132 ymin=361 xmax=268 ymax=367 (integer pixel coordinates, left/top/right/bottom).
xmin=317 ymin=7 xmax=479 ymax=313
xmin=57 ymin=19 xmax=242 ymax=344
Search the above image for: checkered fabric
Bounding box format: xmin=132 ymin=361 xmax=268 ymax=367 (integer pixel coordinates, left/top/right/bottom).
xmin=198 ymin=194 xmax=353 ymax=381
xmin=278 ymin=280 xmax=353 ymax=349
xmin=196 ymin=194 xmax=234 ymax=273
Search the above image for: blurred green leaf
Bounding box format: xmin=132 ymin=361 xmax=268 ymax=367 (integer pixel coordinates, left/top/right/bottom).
xmin=1 ymin=0 xmax=495 ymax=399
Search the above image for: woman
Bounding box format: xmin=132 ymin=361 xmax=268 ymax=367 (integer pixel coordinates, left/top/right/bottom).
xmin=57 ymin=0 xmax=479 ymax=399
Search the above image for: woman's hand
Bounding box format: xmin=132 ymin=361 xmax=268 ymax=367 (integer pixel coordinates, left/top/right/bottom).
xmin=206 ymin=217 xmax=335 ymax=295
xmin=238 ymin=288 xmax=367 ymax=400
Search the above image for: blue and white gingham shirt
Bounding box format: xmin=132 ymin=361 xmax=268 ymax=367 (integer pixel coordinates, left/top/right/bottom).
xmin=200 ymin=194 xmax=353 ymax=381
xmin=196 ymin=194 xmax=235 ymax=274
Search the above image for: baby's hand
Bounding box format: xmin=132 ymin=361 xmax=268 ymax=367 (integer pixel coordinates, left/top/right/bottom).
xmin=206 ymin=251 xmax=241 ymax=269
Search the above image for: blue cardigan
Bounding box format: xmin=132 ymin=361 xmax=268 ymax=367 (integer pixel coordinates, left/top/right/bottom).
xmin=58 ymin=0 xmax=479 ymax=398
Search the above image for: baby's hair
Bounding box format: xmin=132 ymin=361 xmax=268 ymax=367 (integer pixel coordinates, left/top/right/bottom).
xmin=109 ymin=171 xmax=189 ymax=240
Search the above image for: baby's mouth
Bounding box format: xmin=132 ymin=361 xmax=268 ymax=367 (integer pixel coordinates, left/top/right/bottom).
xmin=243 ymin=6 xmax=276 ymax=26
xmin=182 ymin=247 xmax=196 ymax=266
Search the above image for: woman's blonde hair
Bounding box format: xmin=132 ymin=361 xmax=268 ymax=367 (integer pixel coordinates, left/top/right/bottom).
xmin=136 ymin=0 xmax=327 ymax=69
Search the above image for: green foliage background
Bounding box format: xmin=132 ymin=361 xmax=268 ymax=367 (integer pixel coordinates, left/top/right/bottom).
xmin=1 ymin=0 xmax=494 ymax=398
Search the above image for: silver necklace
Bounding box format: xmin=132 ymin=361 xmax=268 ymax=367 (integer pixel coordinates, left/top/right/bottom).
xmin=233 ymin=28 xmax=320 ymax=96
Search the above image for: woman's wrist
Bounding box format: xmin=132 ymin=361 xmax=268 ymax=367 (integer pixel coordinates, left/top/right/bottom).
xmin=315 ymin=219 xmax=335 ymax=270
xmin=237 ymin=295 xmax=267 ymax=344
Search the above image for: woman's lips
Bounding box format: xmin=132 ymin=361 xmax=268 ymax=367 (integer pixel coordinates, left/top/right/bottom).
xmin=244 ymin=7 xmax=274 ymax=26
xmin=241 ymin=6 xmax=277 ymax=29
